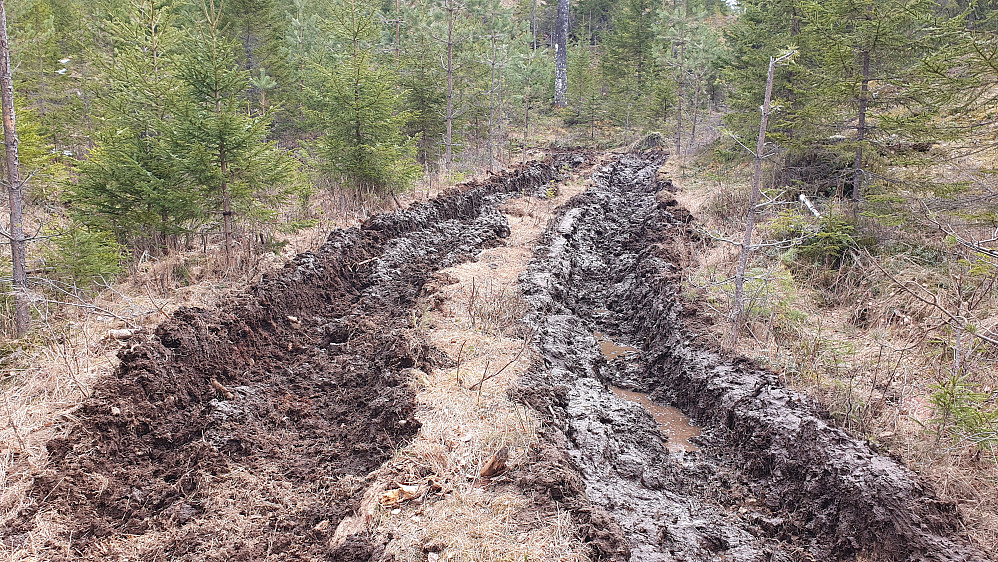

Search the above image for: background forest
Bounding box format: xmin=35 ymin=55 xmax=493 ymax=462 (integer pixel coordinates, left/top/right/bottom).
xmin=6 ymin=0 xmax=998 ymax=551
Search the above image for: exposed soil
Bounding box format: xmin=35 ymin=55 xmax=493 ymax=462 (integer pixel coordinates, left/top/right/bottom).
xmin=3 ymin=154 xmax=583 ymax=561
xmin=5 ymin=151 xmax=988 ymax=562
xmin=515 ymin=153 xmax=987 ymax=561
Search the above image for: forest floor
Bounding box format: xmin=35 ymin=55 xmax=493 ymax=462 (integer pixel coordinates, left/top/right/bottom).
xmin=0 ymin=151 xmax=990 ymax=561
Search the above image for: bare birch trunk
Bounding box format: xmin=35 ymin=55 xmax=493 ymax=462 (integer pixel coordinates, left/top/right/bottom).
xmin=0 ymin=0 xmax=30 ymax=335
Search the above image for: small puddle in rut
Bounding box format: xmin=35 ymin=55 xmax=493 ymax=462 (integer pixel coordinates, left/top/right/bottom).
xmin=595 ymin=332 xmax=702 ymax=452
xmin=594 ymin=331 xmax=638 ymax=359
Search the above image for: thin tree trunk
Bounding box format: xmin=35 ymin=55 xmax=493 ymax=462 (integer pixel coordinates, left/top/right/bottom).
xmin=688 ymin=75 xmax=700 ymax=153
xmin=445 ymin=4 xmax=455 ymax=170
xmin=497 ymin=60 xmax=505 ymax=167
xmin=213 ymin=35 xmax=232 ymax=268
xmin=852 ymin=49 xmax=870 ymax=214
xmin=675 ymin=33 xmax=685 ymax=157
xmin=221 ymin=151 xmax=232 ymax=268
xmin=0 ymin=0 xmax=29 ymax=335
xmin=531 ymin=0 xmax=537 ymax=51
xmin=524 ymin=62 xmax=530 ymax=161
xmin=554 ymin=0 xmax=569 ymax=108
xmin=732 ymin=54 xmax=782 ymax=339
xmin=488 ymin=13 xmax=497 ymax=171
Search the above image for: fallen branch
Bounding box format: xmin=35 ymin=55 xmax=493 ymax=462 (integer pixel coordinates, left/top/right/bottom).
xmin=469 ymin=330 xmax=534 ymax=391
xmin=799 ymin=193 xmax=822 ymax=217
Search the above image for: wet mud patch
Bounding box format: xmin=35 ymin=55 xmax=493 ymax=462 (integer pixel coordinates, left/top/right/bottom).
xmin=609 ymin=387 xmax=702 ymax=453
xmin=516 ymin=153 xmax=986 ymax=561
xmin=4 ymin=154 xmax=586 ymax=561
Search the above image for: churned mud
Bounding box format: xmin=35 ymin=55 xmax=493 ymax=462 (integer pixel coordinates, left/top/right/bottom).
xmin=3 ymin=151 xmax=987 ymax=562
xmin=2 ymin=154 xmax=583 ymax=561
xmin=609 ymin=387 xmax=702 ymax=453
xmin=516 ymin=153 xmax=987 ymax=561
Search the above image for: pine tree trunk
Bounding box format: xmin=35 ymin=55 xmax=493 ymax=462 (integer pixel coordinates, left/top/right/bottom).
xmin=852 ymin=49 xmax=870 ymax=214
xmin=0 ymin=1 xmax=30 ymax=335
xmin=732 ymin=54 xmax=780 ymax=339
xmin=221 ymin=152 xmax=232 ymax=269
xmin=214 ymin=65 xmax=232 ymax=268
xmin=532 ymin=0 xmax=537 ymax=51
xmin=554 ymin=0 xmax=569 ymax=108
xmin=523 ymin=64 xmax=530 ymax=161
xmin=488 ymin=14 xmax=497 ymax=171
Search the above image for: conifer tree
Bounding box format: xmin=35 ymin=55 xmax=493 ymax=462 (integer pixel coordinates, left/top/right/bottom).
xmin=398 ymin=0 xmax=447 ymax=165
xmin=473 ymin=0 xmax=529 ymax=168
xmin=510 ymin=30 xmax=545 ymax=150
xmin=796 ymin=0 xmax=935 ymax=207
xmin=432 ymin=0 xmax=467 ymax=171
xmin=176 ymin=0 xmax=298 ymax=266
xmin=72 ymin=0 xmax=195 ymax=247
xmin=9 ymin=0 xmax=84 ymax=150
xmin=723 ymin=0 xmax=800 ymax=140
xmin=311 ymin=0 xmax=419 ymax=196
xmin=281 ymin=0 xmax=321 ymax=127
xmin=602 ymin=0 xmax=659 ymax=136
xmin=567 ymin=40 xmax=604 ymax=139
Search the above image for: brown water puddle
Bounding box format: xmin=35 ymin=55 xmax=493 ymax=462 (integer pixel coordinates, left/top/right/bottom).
xmin=596 ymin=333 xmax=701 ymax=452
xmin=594 ymin=332 xmax=638 ymax=360
xmin=611 ymin=387 xmax=702 ymax=453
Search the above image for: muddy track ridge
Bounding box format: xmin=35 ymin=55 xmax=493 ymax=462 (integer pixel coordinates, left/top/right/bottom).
xmin=516 ymin=153 xmax=985 ymax=561
xmin=4 ymin=152 xmax=586 ymax=561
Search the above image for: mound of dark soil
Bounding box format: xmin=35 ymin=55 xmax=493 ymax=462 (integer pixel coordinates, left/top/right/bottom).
xmin=516 ymin=153 xmax=985 ymax=561
xmin=5 ymin=154 xmax=585 ymax=561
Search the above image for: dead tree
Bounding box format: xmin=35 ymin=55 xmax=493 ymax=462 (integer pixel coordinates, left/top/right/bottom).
xmin=0 ymin=0 xmax=29 ymax=335
xmin=553 ymin=0 xmax=569 ymax=108
xmin=731 ymin=51 xmax=795 ymax=339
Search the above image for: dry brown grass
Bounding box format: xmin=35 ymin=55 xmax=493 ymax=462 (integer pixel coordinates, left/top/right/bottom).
xmin=367 ymin=177 xmax=594 ymax=562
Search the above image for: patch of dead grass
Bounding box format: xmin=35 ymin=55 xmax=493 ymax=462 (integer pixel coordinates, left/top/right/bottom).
xmin=369 ymin=174 xmax=594 ymax=562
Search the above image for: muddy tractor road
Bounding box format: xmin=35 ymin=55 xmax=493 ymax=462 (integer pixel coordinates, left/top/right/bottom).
xmin=3 ymin=153 xmax=986 ymax=561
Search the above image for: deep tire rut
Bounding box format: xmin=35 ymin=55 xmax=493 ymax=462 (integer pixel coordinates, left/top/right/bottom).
xmin=5 ymin=151 xmax=985 ymax=562
xmin=516 ymin=153 xmax=985 ymax=562
xmin=4 ymin=153 xmax=584 ymax=561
